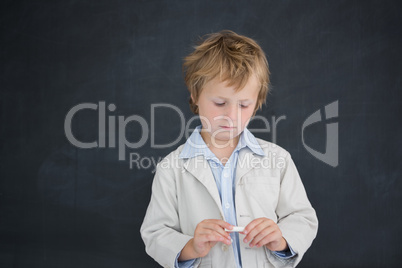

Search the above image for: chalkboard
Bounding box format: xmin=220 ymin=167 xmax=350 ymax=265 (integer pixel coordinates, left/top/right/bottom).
xmin=1 ymin=0 xmax=401 ymax=267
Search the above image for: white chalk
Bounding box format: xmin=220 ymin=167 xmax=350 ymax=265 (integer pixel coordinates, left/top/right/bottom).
xmin=225 ymin=226 xmax=245 ymax=233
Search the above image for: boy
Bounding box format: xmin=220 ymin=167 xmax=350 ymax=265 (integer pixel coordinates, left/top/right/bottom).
xmin=140 ymin=30 xmax=318 ymax=268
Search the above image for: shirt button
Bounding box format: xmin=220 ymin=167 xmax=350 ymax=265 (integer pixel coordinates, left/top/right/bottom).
xmin=223 ymin=172 xmax=229 ymax=178
xmin=225 ymin=203 xmax=230 ymax=209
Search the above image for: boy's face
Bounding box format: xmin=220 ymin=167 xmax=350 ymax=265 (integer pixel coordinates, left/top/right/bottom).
xmin=193 ymin=75 xmax=260 ymax=147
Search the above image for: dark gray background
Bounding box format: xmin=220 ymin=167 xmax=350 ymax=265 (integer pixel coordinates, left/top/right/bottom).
xmin=1 ymin=0 xmax=401 ymax=267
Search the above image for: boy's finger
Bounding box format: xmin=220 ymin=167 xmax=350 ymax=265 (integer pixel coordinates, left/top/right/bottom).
xmin=249 ymin=226 xmax=276 ymax=247
xmin=243 ymin=220 xmax=271 ymax=244
xmin=201 ymin=222 xmax=232 ymax=239
xmin=201 ymin=232 xmax=232 ymax=245
xmin=204 ymin=219 xmax=233 ymax=230
xmin=243 ymin=218 xmax=265 ymax=235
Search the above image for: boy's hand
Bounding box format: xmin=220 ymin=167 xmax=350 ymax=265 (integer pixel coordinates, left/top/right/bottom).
xmin=192 ymin=219 xmax=233 ymax=257
xmin=242 ymin=218 xmax=288 ymax=251
xmin=179 ymin=219 xmax=232 ymax=261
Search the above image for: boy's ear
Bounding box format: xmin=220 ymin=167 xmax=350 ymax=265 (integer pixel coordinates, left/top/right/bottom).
xmin=190 ymin=94 xmax=197 ymax=105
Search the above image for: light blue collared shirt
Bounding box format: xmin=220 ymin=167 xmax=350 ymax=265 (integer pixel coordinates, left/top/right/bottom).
xmin=175 ymin=125 xmax=295 ymax=268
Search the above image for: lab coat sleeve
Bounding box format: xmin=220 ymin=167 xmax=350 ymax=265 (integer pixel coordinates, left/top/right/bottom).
xmin=140 ymin=162 xmax=193 ymax=268
xmin=266 ymin=153 xmax=319 ymax=267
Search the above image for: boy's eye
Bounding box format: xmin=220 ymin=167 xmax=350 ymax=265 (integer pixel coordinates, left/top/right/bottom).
xmin=214 ymin=102 xmax=249 ymax=108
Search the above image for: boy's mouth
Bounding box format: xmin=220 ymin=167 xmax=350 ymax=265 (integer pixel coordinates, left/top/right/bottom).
xmin=220 ymin=126 xmax=236 ymax=129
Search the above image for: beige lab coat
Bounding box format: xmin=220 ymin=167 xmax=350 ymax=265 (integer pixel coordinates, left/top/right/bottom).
xmin=140 ymin=139 xmax=318 ymax=268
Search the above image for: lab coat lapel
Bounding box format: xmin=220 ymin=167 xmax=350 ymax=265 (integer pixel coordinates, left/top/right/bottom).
xmin=183 ymin=155 xmax=224 ymax=216
xmin=235 ymin=149 xmax=259 ymax=184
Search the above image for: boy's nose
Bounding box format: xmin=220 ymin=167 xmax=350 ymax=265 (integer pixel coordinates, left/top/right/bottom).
xmin=224 ymin=104 xmax=240 ymax=125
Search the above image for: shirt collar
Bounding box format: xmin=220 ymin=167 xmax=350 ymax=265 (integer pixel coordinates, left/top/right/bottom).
xmin=179 ymin=125 xmax=265 ymax=160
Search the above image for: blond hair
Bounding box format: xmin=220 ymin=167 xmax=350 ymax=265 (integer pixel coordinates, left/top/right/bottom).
xmin=183 ymin=30 xmax=270 ymax=115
